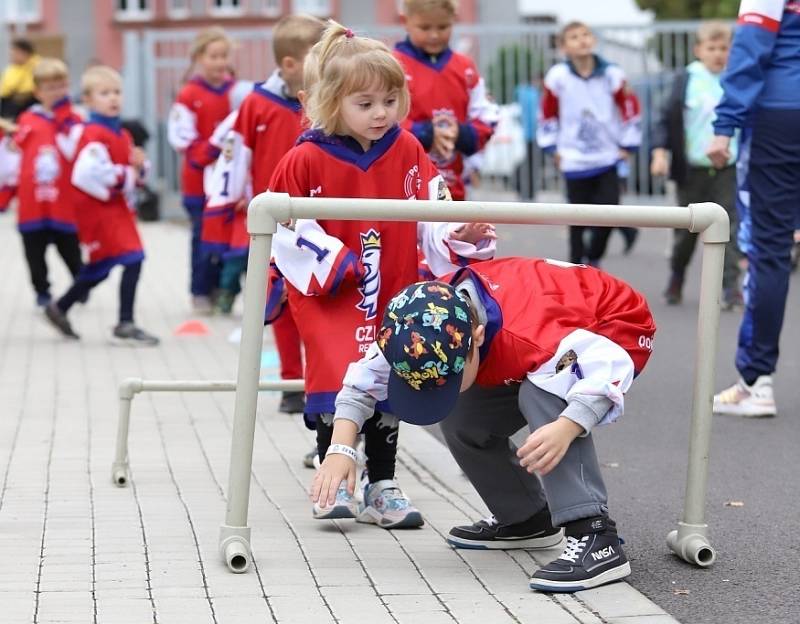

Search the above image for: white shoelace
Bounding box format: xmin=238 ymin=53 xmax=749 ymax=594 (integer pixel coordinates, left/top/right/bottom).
xmin=559 ymin=536 xmax=589 ymax=563
xmin=482 ymin=516 xmax=498 ymax=527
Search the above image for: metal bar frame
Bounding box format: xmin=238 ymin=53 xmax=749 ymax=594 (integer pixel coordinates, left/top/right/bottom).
xmin=213 ymin=192 xmax=728 ymax=573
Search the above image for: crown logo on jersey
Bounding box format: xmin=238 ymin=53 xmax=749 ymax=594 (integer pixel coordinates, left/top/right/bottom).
xmin=360 ymin=230 xmax=381 ymax=250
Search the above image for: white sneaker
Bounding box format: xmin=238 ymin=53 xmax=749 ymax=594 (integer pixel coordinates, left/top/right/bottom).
xmin=357 ymin=479 xmax=424 ymax=529
xmin=713 ymin=376 xmax=776 ymax=417
xmin=312 ymin=482 xmax=357 ymax=520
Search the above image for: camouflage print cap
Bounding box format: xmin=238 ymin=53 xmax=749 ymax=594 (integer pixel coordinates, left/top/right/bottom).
xmin=378 ymin=280 xmax=473 ymax=425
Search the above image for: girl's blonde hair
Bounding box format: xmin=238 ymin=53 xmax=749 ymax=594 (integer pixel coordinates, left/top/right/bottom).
xmin=189 ymin=27 xmax=232 ymax=61
xmin=81 ymin=65 xmax=122 ymax=97
xmin=303 ymin=20 xmax=410 ymax=135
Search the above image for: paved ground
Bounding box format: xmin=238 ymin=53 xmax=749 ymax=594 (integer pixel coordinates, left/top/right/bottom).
xmin=0 ymin=213 xmax=680 ymax=624
xmin=489 ymin=192 xmax=800 ymax=624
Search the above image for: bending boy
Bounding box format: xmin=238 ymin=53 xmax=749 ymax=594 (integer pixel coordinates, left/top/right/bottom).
xmin=313 ymin=256 xmax=655 ymax=592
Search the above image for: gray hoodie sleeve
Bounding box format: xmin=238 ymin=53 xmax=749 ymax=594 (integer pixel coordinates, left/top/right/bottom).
xmin=333 ymin=342 xmax=391 ymax=430
xmin=561 ymin=394 xmax=615 ymax=436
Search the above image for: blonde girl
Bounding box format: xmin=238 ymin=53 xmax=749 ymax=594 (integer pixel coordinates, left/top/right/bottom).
xmin=269 ymin=21 xmax=496 ymax=528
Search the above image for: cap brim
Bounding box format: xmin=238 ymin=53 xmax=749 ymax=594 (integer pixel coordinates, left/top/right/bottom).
xmin=386 ymin=368 xmax=463 ymax=426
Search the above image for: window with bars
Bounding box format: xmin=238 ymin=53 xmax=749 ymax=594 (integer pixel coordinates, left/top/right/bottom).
xmin=116 ymin=0 xmax=152 ymax=20
xmin=167 ymin=0 xmax=191 ymax=18
xmin=254 ymin=0 xmax=282 ymax=17
xmin=209 ymin=0 xmax=244 ymax=16
xmin=2 ymin=0 xmax=41 ymax=23
xmin=291 ymin=0 xmax=331 ymax=17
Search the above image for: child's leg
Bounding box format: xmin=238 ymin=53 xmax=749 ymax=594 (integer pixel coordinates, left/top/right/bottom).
xmin=361 ymin=411 xmax=398 ymax=483
xmin=183 ymin=197 xmax=210 ymax=297
xmin=440 ymin=383 xmax=548 ymax=525
xmin=585 ymin=169 xmax=620 ymax=265
xmin=219 ymin=255 xmax=246 ymax=297
xmin=57 ymin=273 xmax=103 ymax=313
xmin=21 ymin=230 xmax=51 ymax=300
xmin=118 ymin=261 xmax=142 ymax=324
xmin=272 ymin=307 xmax=303 ymax=380
xmin=517 ymin=380 xmax=608 ymax=526
xmin=53 ymin=231 xmax=83 ymax=278
xmin=358 ymin=411 xmax=423 ymax=528
xmin=519 ymin=380 xmax=630 ymax=592
xmin=273 ymin=306 xmax=305 ymax=414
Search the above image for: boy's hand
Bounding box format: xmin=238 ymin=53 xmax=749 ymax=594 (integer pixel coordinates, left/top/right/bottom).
xmin=706 ymin=135 xmax=731 ymax=169
xmin=130 ymin=146 xmax=147 ymax=169
xmin=311 ymin=454 xmax=356 ymax=508
xmin=553 ymin=152 xmax=561 ymax=169
xmin=650 ymin=148 xmax=669 ymax=177
xmin=432 ymin=114 xmax=457 ymax=160
xmin=235 ymin=198 xmax=248 ymax=212
xmin=450 ymin=222 xmax=497 ymax=245
xmin=517 ymin=416 xmax=584 ymax=476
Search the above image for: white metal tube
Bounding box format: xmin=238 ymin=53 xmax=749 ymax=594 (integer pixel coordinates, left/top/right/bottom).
xmin=131 ymin=380 xmax=304 ymax=393
xmin=263 ymin=193 xmax=697 ymax=230
xmin=683 ymin=239 xmax=727 ymax=525
xmin=223 ymin=230 xmax=274 ymax=529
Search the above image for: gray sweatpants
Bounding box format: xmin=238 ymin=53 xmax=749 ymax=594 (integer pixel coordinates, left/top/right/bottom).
xmin=439 ymin=380 xmax=609 ymax=527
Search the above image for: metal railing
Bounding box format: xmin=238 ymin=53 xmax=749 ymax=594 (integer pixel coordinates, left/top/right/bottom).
xmin=208 ymin=191 xmax=728 ymax=573
xmin=124 ymin=21 xmax=716 ymax=210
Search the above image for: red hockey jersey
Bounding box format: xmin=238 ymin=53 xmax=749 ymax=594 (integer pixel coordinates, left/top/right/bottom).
xmin=269 ymin=125 xmax=494 ymax=413
xmin=394 ymin=39 xmax=498 ymax=200
xmin=203 ymin=72 xmax=304 ymax=258
xmin=339 ymin=257 xmax=656 ymax=428
xmin=70 ymin=113 xmax=145 ymax=280
xmin=167 ymin=76 xmax=235 ymax=202
xmin=13 ymin=98 xmax=82 ymax=233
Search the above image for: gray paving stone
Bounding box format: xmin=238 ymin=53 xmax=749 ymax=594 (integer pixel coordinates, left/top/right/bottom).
xmin=0 ymin=219 xmax=681 ymax=624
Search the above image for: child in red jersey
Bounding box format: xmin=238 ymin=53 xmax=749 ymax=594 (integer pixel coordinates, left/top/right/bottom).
xmin=44 ymin=66 xmax=158 ymax=345
xmin=269 ymin=21 xmax=496 ymax=527
xmin=204 ymin=15 xmax=326 ymax=415
xmin=395 ymin=0 xmax=498 ymax=200
xmin=12 ymin=58 xmax=83 ymax=307
xmin=168 ymin=27 xmax=242 ymax=314
xmin=315 ymin=257 xmax=656 ymax=592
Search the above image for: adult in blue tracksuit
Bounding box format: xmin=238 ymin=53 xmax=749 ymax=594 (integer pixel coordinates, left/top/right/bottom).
xmin=708 ymin=0 xmax=800 ymax=417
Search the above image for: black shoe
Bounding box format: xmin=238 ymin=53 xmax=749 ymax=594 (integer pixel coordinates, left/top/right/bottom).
xmin=529 ymin=515 xmax=631 ymax=592
xmin=664 ymin=273 xmax=683 ymax=305
xmin=447 ymin=507 xmax=564 ymax=550
xmin=279 ymin=391 xmax=305 ymax=414
xmin=44 ymin=302 xmax=80 ymax=339
xmin=112 ymin=322 xmax=160 ymax=346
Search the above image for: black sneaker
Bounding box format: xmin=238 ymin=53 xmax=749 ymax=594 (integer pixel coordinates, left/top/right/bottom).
xmin=529 ymin=515 xmax=631 ymax=592
xmin=303 ymin=446 xmax=318 ymax=469
xmin=112 ymin=322 xmax=160 ymax=346
xmin=664 ymin=273 xmax=683 ymax=305
xmin=279 ymin=391 xmax=305 ymax=414
xmin=44 ymin=302 xmax=80 ymax=339
xmin=447 ymin=507 xmax=564 ymax=550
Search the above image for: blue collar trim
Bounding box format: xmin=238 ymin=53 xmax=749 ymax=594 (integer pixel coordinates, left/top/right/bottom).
xmin=449 ymin=269 xmax=503 ymax=361
xmin=88 ymin=111 xmax=122 ymax=134
xmin=253 ymin=83 xmax=302 ymax=112
xmin=395 ymin=38 xmax=453 ymax=72
xmin=566 ymin=54 xmax=610 ymax=79
xmin=190 ymin=75 xmax=234 ymax=95
xmin=297 ymin=124 xmax=401 ymax=171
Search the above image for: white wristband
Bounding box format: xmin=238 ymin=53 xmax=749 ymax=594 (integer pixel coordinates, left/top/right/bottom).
xmin=326 ymin=444 xmax=358 ymax=462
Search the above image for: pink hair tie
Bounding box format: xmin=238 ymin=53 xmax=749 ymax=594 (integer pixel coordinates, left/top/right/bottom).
xmin=344 ymin=28 xmax=354 ymax=39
